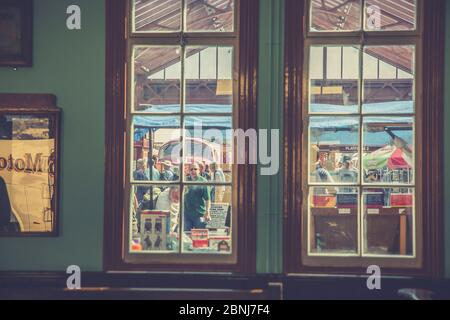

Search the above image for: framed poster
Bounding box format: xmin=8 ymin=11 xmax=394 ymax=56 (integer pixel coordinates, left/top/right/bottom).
xmin=0 ymin=0 xmax=33 ymax=67
xmin=0 ymin=94 xmax=60 ymax=236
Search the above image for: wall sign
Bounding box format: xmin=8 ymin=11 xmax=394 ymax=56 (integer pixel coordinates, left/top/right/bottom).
xmin=0 ymin=0 xmax=33 ymax=67
xmin=0 ymin=94 xmax=61 ymax=236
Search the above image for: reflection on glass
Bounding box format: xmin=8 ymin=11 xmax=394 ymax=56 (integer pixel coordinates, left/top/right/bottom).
xmin=132 ymin=116 xmax=181 ymax=182
xmin=133 ymin=0 xmax=182 ymax=32
xmin=364 ymin=0 xmax=416 ymax=31
xmin=310 ymin=0 xmax=361 ymax=32
xmin=363 ymin=117 xmax=414 ymax=184
xmin=0 ymin=115 xmax=57 ymax=234
xmin=309 ymin=46 xmax=359 ymax=113
xmin=185 ymin=46 xmax=233 ymax=114
xmin=130 ymin=185 xmax=180 ymax=253
xmin=183 ymin=116 xmax=233 ymax=183
xmin=133 ymin=46 xmax=181 ymax=113
xmin=309 ymin=117 xmax=359 ymax=184
xmin=363 ymin=46 xmax=415 ymax=114
xmin=363 ymin=188 xmax=414 ymax=256
xmin=182 ymin=185 xmax=232 ymax=254
xmin=186 ymin=0 xmax=234 ymax=32
xmin=309 ymin=187 xmax=358 ymax=254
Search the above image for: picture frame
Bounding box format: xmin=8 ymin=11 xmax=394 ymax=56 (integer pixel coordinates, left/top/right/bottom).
xmin=0 ymin=94 xmax=61 ymax=237
xmin=0 ymin=0 xmax=33 ymax=67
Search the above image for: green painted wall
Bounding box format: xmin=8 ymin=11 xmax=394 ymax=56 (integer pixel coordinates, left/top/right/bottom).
xmin=0 ymin=0 xmax=105 ymax=271
xmin=257 ymin=0 xmax=284 ymax=274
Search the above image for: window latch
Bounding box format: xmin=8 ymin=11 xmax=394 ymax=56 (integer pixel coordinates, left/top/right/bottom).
xmin=178 ymin=32 xmax=187 ymax=47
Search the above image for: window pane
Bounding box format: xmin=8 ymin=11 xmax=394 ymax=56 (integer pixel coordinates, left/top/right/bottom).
xmin=0 ymin=115 xmax=56 ymax=233
xmin=186 ymin=0 xmax=234 ymax=32
xmin=364 ymin=0 xmax=416 ymax=31
xmin=130 ymin=185 xmax=180 ymax=253
xmin=309 ymin=187 xmax=358 ymax=254
xmin=310 ymin=0 xmax=362 ymax=32
xmin=310 ymin=46 xmax=359 ymax=114
xmin=309 ymin=117 xmax=359 ymax=184
xmin=185 ymin=46 xmax=233 ymax=113
xmin=363 ymin=117 xmax=414 ymax=184
xmin=363 ymin=188 xmax=414 ymax=256
xmin=363 ymin=46 xmax=415 ymax=114
xmin=183 ymin=116 xmax=233 ymax=183
xmin=182 ymin=185 xmax=232 ymax=254
xmin=133 ymin=0 xmax=182 ymax=32
xmin=133 ymin=46 xmax=181 ymax=113
xmin=132 ymin=116 xmax=181 ymax=182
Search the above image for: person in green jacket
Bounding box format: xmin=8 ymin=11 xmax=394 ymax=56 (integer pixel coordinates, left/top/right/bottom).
xmin=184 ymin=163 xmax=211 ymax=231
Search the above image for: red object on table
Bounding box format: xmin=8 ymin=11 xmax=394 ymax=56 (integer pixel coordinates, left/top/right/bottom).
xmin=313 ymin=195 xmax=336 ymax=208
xmin=390 ymin=194 xmax=413 ymax=207
xmin=191 ymin=229 xmax=209 ymax=248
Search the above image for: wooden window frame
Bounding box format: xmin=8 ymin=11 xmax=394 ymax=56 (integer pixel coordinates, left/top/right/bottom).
xmin=284 ymin=0 xmax=445 ymax=277
xmin=104 ymin=0 xmax=258 ymax=272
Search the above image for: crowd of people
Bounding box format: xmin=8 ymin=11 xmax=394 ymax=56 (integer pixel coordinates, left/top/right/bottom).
xmin=132 ymin=157 xmax=227 ymax=234
xmin=314 ymin=154 xmax=358 ymax=184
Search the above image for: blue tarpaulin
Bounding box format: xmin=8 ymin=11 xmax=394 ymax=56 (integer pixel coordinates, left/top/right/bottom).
xmin=134 ymin=104 xmax=232 ymax=129
xmin=310 ymin=102 xmax=414 ymax=146
xmin=133 ymin=102 xmax=413 ymax=146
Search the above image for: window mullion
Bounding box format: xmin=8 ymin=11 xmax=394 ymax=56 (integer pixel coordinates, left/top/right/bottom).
xmin=358 ymin=43 xmax=364 ymax=258
xmin=179 ymin=41 xmax=186 ymax=254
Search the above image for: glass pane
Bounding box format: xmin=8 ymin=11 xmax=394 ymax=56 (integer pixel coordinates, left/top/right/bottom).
xmin=363 ymin=117 xmax=414 ymax=184
xmin=133 ymin=0 xmax=182 ymax=32
xmin=309 ymin=46 xmax=359 ymax=114
xmin=183 ymin=116 xmax=233 ymax=183
xmin=132 ymin=116 xmax=181 ymax=182
xmin=309 ymin=117 xmax=359 ymax=184
xmin=133 ymin=46 xmax=181 ymax=113
xmin=186 ymin=0 xmax=234 ymax=32
xmin=130 ymin=185 xmax=180 ymax=253
xmin=310 ymin=0 xmax=362 ymax=32
xmin=185 ymin=46 xmax=233 ymax=113
xmin=309 ymin=187 xmax=358 ymax=254
xmin=364 ymin=0 xmax=416 ymax=31
xmin=0 ymin=115 xmax=57 ymax=233
xmin=182 ymin=185 xmax=232 ymax=254
xmin=363 ymin=188 xmax=414 ymax=256
xmin=363 ymin=46 xmax=415 ymax=114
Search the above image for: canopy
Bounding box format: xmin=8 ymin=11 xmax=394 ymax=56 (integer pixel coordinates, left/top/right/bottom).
xmin=310 ymin=101 xmax=414 ymax=114
xmin=134 ymin=104 xmax=232 ymax=129
xmin=310 ymin=101 xmax=413 ymax=146
xmin=137 ymin=104 xmax=232 ymax=114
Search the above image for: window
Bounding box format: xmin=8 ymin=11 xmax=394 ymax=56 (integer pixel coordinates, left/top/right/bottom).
xmin=105 ymin=0 xmax=258 ymax=271
xmin=284 ymin=0 xmax=444 ymax=274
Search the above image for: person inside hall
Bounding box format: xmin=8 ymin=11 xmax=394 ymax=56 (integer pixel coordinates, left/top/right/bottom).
xmin=160 ymin=160 xmax=175 ymax=181
xmin=313 ymin=154 xmax=334 ymax=195
xmin=146 ymin=155 xmax=161 ymax=181
xmin=133 ymin=159 xmax=149 ymax=203
xmin=197 ymin=161 xmax=211 ymax=180
xmin=314 ymin=155 xmax=334 ymax=184
xmin=183 ymin=163 xmax=211 ymax=231
xmin=155 ymin=186 xmax=180 ymax=233
xmin=210 ymin=162 xmax=226 ymax=202
xmin=337 ymin=155 xmax=358 ymax=184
